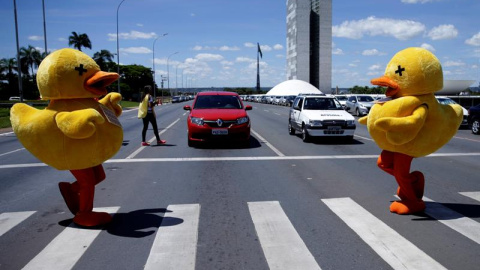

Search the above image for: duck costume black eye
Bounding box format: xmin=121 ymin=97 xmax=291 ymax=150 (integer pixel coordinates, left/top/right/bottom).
xmin=395 ymin=65 xmax=405 ymax=76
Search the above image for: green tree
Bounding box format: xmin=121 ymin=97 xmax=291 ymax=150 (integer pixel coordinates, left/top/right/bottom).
xmin=68 ymin=32 xmax=92 ymax=51
xmin=93 ymin=50 xmax=114 ymax=71
xmin=19 ymin=45 xmax=42 ymax=78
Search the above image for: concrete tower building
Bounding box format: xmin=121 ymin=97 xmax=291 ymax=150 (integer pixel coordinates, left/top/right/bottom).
xmin=286 ymin=0 xmax=331 ymax=92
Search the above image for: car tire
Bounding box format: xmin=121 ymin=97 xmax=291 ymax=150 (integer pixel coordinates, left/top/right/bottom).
xmin=288 ymin=122 xmax=296 ymax=135
xmin=188 ymin=138 xmax=194 ymax=147
xmin=472 ymin=119 xmax=480 ymax=135
xmin=302 ymin=125 xmax=310 ymax=142
xmin=356 ymin=108 xmax=361 ymax=116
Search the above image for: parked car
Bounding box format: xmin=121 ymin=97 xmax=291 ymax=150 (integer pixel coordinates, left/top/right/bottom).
xmin=282 ymin=95 xmax=297 ymax=107
xmin=183 ymin=91 xmax=252 ymax=146
xmin=345 ymin=95 xmax=375 ymax=116
xmin=171 ymin=96 xmax=181 ymax=103
xmin=288 ymin=94 xmax=356 ymax=142
xmin=467 ymin=103 xmax=480 ymax=135
xmin=435 ymin=97 xmax=469 ymax=127
xmin=334 ymin=95 xmax=348 ymax=109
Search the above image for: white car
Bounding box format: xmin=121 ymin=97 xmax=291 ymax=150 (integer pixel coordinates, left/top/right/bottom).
xmin=436 ymin=96 xmax=469 ymax=127
xmin=345 ymin=95 xmax=375 ymax=116
xmin=288 ymin=94 xmax=356 ymax=142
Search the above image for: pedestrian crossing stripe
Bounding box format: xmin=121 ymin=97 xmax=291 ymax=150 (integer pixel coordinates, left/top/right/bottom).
xmin=248 ymin=201 xmax=321 ymax=270
xmin=459 ymin=191 xmax=480 ymax=202
xmin=22 ymin=207 xmax=120 ymax=270
xmin=0 ymin=211 xmax=35 ymax=237
xmin=322 ymin=197 xmax=447 ymax=270
xmin=144 ymin=204 xmax=200 ymax=270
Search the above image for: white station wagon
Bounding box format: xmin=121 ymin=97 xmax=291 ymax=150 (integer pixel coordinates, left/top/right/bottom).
xmin=288 ymin=94 xmax=356 ymax=142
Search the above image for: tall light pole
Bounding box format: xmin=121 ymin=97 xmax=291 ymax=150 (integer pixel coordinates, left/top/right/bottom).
xmin=167 ymin=51 xmax=178 ymax=95
xmin=152 ymin=33 xmax=168 ymax=100
xmin=116 ymin=0 xmax=126 ymax=95
xmin=42 ymin=0 xmax=47 ymax=55
xmin=175 ymin=63 xmax=180 ymax=95
xmin=13 ymin=0 xmax=23 ymax=102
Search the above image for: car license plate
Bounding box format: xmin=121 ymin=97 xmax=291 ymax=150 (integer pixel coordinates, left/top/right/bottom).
xmin=212 ymin=129 xmax=228 ymax=135
xmin=328 ymin=126 xmax=341 ymax=131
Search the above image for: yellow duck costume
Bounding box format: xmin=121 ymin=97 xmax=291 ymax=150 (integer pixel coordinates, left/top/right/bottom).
xmin=10 ymin=48 xmax=123 ymax=227
xmin=358 ymin=47 xmax=463 ymax=214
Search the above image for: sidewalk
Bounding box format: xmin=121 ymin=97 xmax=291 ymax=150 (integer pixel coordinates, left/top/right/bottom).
xmin=0 ymin=127 xmax=13 ymax=134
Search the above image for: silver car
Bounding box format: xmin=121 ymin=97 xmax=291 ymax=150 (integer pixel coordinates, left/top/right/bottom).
xmin=345 ymin=95 xmax=375 ymax=116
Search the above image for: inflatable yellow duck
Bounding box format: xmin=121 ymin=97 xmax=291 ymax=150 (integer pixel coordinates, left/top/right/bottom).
xmin=10 ymin=48 xmax=123 ymax=226
xmin=358 ymin=47 xmax=463 ymax=214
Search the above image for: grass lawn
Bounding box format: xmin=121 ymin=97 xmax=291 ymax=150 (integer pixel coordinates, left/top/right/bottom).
xmin=0 ymin=100 xmax=140 ymax=129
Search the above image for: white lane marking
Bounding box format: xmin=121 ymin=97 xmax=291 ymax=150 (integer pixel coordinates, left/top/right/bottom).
xmin=453 ymin=136 xmax=480 ymax=143
xmin=250 ymin=129 xmax=285 ymax=156
xmin=3 ymin=152 xmax=480 ymax=169
xmin=126 ymin=118 xmax=180 ymax=159
xmin=0 ymin=147 xmax=25 ymax=157
xmin=322 ymin=197 xmax=446 ymax=270
xmin=0 ymin=211 xmax=36 ymax=237
xmin=459 ymin=191 xmax=480 ymax=202
xmin=422 ymin=196 xmax=480 ymax=245
xmin=248 ymin=201 xmax=321 ymax=270
xmin=354 ymin=134 xmax=373 ymax=141
xmin=22 ymin=207 xmax=120 ymax=270
xmin=144 ymin=204 xmax=200 ymax=270
xmin=0 ymin=131 xmax=15 ymax=137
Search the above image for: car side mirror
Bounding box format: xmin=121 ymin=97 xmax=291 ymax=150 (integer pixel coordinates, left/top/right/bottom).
xmin=183 ymin=105 xmax=191 ymax=111
xmin=245 ymin=105 xmax=252 ymax=111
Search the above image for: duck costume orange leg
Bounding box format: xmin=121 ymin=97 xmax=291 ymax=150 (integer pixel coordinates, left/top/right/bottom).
xmin=10 ymin=48 xmax=123 ymax=227
xmin=359 ymin=47 xmax=463 ymax=215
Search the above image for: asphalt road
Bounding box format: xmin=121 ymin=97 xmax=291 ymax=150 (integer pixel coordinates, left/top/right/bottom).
xmin=0 ymin=101 xmax=479 ymax=270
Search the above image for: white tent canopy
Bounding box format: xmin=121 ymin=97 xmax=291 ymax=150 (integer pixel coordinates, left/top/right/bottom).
xmin=266 ymin=80 xmax=322 ymax=96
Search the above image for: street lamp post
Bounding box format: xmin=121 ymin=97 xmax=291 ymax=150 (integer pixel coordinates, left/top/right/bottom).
xmin=13 ymin=0 xmax=23 ymax=102
xmin=167 ymin=51 xmax=178 ymax=96
xmin=152 ymin=33 xmax=168 ymax=100
xmin=116 ymin=0 xmax=126 ymax=95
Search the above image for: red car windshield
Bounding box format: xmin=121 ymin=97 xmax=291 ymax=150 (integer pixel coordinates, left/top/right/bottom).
xmin=194 ymin=95 xmax=243 ymax=109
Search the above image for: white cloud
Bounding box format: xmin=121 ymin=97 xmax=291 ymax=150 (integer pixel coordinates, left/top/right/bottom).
xmin=260 ymin=45 xmax=272 ymax=52
xmin=401 ymin=0 xmax=439 ymax=3
xmin=236 ymin=57 xmax=255 ymax=63
xmin=369 ymin=64 xmax=382 ymax=71
xmin=221 ymin=60 xmax=234 ymax=66
xmin=332 ymin=48 xmax=344 ymax=55
xmin=58 ymin=38 xmax=67 ymax=42
xmin=120 ymin=47 xmax=152 ymax=54
xmin=465 ymin=32 xmax=480 ymax=46
xmin=137 ymin=23 xmax=143 ymax=27
xmin=427 ymin=24 xmax=458 ymax=40
xmin=192 ymin=45 xmax=203 ymax=51
xmin=362 ymin=49 xmax=386 ymax=56
xmin=443 ymin=60 xmax=465 ymax=67
xmin=195 ymin=53 xmax=224 ymax=61
xmin=333 ymin=16 xmax=425 ymax=40
xmin=420 ymin=43 xmax=436 ymax=52
xmin=108 ymin=30 xmax=157 ymax=41
xmin=244 ymin=42 xmax=255 ymax=48
xmin=219 ymin=46 xmax=240 ymax=51
xmin=273 ymin=44 xmax=283 ymax=50
xmin=29 ymin=36 xmax=43 ymax=41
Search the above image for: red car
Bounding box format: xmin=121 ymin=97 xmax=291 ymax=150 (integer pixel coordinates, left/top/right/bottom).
xmin=183 ymin=91 xmax=252 ymax=146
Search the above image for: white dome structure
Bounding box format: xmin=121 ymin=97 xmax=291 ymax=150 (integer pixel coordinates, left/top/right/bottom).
xmin=266 ymin=80 xmax=322 ymax=96
xmin=437 ymin=80 xmax=476 ymax=95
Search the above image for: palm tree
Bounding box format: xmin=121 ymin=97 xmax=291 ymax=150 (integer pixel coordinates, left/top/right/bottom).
xmin=93 ymin=50 xmax=114 ymax=71
xmin=0 ymin=58 xmax=17 ymax=79
xmin=19 ymin=45 xmax=42 ymax=78
xmin=68 ymin=32 xmax=92 ymax=51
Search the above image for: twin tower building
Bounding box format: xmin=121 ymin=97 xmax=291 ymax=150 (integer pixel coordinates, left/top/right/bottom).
xmin=286 ymin=0 xmax=332 ymax=92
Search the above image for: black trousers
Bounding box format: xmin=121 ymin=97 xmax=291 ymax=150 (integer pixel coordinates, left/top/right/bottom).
xmin=142 ymin=112 xmax=160 ymax=142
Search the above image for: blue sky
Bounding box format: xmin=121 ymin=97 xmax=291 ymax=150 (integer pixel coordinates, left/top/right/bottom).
xmin=1 ymin=0 xmax=479 ymax=89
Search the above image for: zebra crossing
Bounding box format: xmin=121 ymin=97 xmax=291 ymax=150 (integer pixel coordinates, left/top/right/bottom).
xmin=1 ymin=192 xmax=479 ymax=270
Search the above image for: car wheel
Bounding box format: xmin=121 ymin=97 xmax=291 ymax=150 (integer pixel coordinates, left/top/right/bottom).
xmin=472 ymin=119 xmax=480 ymax=135
xmin=302 ymin=125 xmax=310 ymax=142
xmin=288 ymin=122 xmax=296 ymax=135
xmin=356 ymin=108 xmax=361 ymax=116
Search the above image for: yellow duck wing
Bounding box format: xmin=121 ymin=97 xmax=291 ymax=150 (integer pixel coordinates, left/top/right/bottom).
xmin=99 ymin=93 xmax=123 ymax=117
xmin=374 ymin=105 xmax=428 ymax=145
xmin=55 ymin=109 xmax=105 ymax=139
xmin=358 ymin=116 xmax=368 ymax=125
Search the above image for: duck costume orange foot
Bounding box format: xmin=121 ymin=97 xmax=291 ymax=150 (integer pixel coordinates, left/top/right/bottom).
xmin=359 ymin=47 xmax=463 ymax=215
xmin=10 ymin=48 xmax=123 ymax=227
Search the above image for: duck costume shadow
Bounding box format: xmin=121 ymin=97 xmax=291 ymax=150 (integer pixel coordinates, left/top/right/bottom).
xmin=359 ymin=47 xmax=463 ymax=215
xmin=10 ymin=48 xmax=123 ymax=227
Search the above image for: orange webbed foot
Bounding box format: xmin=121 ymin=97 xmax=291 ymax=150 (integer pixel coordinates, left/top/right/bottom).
xmin=390 ymin=200 xmax=425 ymax=215
xmin=58 ymin=182 xmax=79 ymax=215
